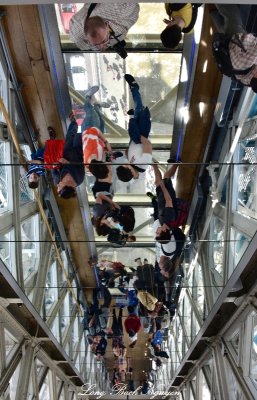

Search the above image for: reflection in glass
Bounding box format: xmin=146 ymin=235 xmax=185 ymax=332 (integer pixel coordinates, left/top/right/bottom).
xmin=21 ymin=215 xmax=39 ymax=281
xmin=250 ymin=313 xmax=257 ymax=388
xmin=20 ymin=145 xmax=34 ymax=204
xmin=0 ymin=141 xmax=9 ymax=212
xmin=0 ymin=230 xmax=16 ymax=278
xmin=45 ymin=262 xmax=58 ymax=315
xmin=209 ymin=216 xmax=225 ymax=277
xmin=236 ymin=137 xmax=257 ymax=219
xmin=229 ymin=228 xmax=250 ymax=277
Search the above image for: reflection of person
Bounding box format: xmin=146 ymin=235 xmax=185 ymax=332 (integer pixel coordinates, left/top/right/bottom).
xmin=161 ymin=3 xmax=202 ymax=49
xmin=117 ymin=74 xmax=152 ymax=182
xmin=52 ymin=115 xmax=85 ymax=198
xmin=211 ymin=5 xmax=257 ymax=92
xmin=26 ymin=127 xmax=61 ymax=189
xmin=69 ymin=3 xmax=139 ymax=51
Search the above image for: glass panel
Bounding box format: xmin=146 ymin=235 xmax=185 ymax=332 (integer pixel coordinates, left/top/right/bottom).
xmin=0 ymin=141 xmax=9 ymax=213
xmin=9 ymin=360 xmax=21 ymax=400
xmin=230 ymin=330 xmax=240 ymax=355
xmin=199 ymin=369 xmax=211 ymax=400
xmin=4 ymin=329 xmax=18 ymax=360
xmin=20 ymin=145 xmax=34 ymax=204
xmin=60 ymin=291 xmax=70 ymax=339
xmin=21 ymin=215 xmax=40 ymax=281
xmin=49 ymin=314 xmax=60 ymax=343
xmin=209 ymin=216 xmax=225 ymax=278
xmin=57 ymin=3 xmax=184 ymax=51
xmin=236 ymin=137 xmax=257 ymax=219
xmin=228 ymin=227 xmax=250 ymax=277
xmin=191 ymin=261 xmax=205 ymax=319
xmin=0 ymin=60 xmax=8 ymax=123
xmin=39 ymin=371 xmax=51 ymax=400
xmin=182 ymin=293 xmax=192 ymax=343
xmin=45 ymin=262 xmax=58 ymax=315
xmin=250 ymin=313 xmax=257 ymax=388
xmin=0 ymin=230 xmax=16 ymax=278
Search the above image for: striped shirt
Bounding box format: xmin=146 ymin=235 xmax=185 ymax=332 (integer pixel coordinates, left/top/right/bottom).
xmin=26 ymin=148 xmax=45 ymax=178
xmin=229 ymin=33 xmax=257 ymax=86
xmin=69 ymin=3 xmax=140 ymax=50
xmin=82 ymin=127 xmax=105 ymax=166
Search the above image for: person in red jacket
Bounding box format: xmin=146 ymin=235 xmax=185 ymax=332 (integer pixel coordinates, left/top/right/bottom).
xmin=124 ymin=305 xmax=141 ymax=348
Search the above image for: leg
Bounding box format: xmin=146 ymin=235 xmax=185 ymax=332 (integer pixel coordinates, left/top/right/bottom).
xmin=152 ymin=164 xmax=163 ymax=187
xmin=215 ymin=4 xmax=246 ymax=35
xmin=117 ymin=308 xmax=123 ymax=334
xmin=63 ymin=119 xmax=79 ymax=155
xmin=93 ymin=104 xmax=105 ymax=133
xmin=130 ymin=86 xmax=144 ymax=117
xmin=82 ymin=97 xmax=101 ymax=132
xmin=101 ymin=286 xmax=112 ymax=308
xmin=163 ymin=164 xmax=178 ymax=180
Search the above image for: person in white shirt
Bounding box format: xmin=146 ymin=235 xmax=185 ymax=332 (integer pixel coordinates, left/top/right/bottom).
xmin=117 ymin=74 xmax=152 ymax=182
xmin=69 ymin=3 xmax=139 ymax=52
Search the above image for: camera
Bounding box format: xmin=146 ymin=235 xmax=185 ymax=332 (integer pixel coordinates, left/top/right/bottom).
xmin=111 ymin=40 xmax=128 ymax=59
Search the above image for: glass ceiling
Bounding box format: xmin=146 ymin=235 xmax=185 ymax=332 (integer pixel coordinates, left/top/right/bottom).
xmin=55 ymin=1 xmax=184 ymax=391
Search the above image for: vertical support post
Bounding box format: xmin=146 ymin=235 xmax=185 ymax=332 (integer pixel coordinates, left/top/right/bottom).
xmin=15 ymin=342 xmax=35 ymax=400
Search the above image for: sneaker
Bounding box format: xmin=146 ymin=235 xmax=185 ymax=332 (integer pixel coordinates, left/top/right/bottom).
xmin=167 ymin=157 xmax=182 ymax=164
xmin=47 ymin=126 xmax=56 ymax=139
xmin=112 ymin=151 xmax=123 ymax=159
xmin=134 ymin=257 xmax=141 ymax=262
xmin=146 ymin=192 xmax=157 ymax=201
xmin=84 ymin=85 xmax=99 ymax=98
xmin=127 ymin=109 xmax=134 ymax=115
xmin=143 ymin=258 xmax=148 ymax=263
xmin=124 ymin=74 xmax=139 ymax=90
xmin=95 ymin=102 xmax=110 ymax=108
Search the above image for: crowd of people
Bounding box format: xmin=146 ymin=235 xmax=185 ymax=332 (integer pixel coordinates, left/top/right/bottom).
xmin=25 ymin=2 xmax=257 ymax=393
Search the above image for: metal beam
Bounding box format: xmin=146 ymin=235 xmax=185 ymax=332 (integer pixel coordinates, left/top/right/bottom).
xmin=15 ymin=342 xmax=35 ymax=400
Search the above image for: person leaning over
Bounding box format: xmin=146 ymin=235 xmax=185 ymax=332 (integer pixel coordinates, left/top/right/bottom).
xmin=211 ymin=4 xmax=257 ymax=92
xmin=161 ymin=3 xmax=202 ymax=49
xmin=117 ymin=74 xmax=152 ymax=182
xmin=69 ymin=3 xmax=139 ymax=51
xmin=52 ymin=113 xmax=85 ymax=199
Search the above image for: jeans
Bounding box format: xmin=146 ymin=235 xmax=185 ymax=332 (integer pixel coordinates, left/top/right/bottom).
xmin=128 ymin=87 xmax=151 ymax=144
xmin=81 ymin=97 xmax=105 ymax=133
xmin=128 ymin=289 xmax=139 ymax=315
xmin=63 ymin=119 xmax=82 ymax=156
xmin=212 ymin=4 xmax=246 ymax=36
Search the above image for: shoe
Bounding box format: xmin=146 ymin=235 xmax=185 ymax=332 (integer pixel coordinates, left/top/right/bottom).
xmin=95 ymin=102 xmax=110 ymax=108
xmin=112 ymin=151 xmax=123 ymax=159
xmin=134 ymin=257 xmax=141 ymax=262
xmin=84 ymin=85 xmax=99 ymax=98
xmin=124 ymin=74 xmax=139 ymax=89
xmin=69 ymin=112 xmax=76 ymax=122
xmin=146 ymin=192 xmax=157 ymax=201
xmin=167 ymin=157 xmax=182 ymax=164
xmin=143 ymin=258 xmax=148 ymax=263
xmin=127 ymin=109 xmax=134 ymax=115
xmin=47 ymin=126 xmax=56 ymax=139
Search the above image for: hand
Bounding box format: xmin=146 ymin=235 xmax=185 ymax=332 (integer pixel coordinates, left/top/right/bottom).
xmin=106 ymin=142 xmax=112 ymax=153
xmin=58 ymin=158 xmax=69 ymax=164
xmin=112 ymin=202 xmax=120 ymax=209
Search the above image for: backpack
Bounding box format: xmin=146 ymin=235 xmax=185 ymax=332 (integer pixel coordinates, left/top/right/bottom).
xmin=166 ymin=198 xmax=189 ymax=229
xmin=107 ymin=229 xmax=128 ymax=247
xmin=212 ymin=33 xmax=254 ymax=80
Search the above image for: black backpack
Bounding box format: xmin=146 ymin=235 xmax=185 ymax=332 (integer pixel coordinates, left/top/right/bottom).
xmin=212 ymin=33 xmax=254 ymax=80
xmin=107 ymin=228 xmax=128 ymax=247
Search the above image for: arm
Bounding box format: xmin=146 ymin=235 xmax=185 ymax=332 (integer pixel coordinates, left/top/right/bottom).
xmin=95 ymin=193 xmax=119 ymax=208
xmin=97 ymin=131 xmax=113 ymax=153
xmin=140 ymin=136 xmax=152 ymax=155
xmin=159 ymin=181 xmax=173 ymax=208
